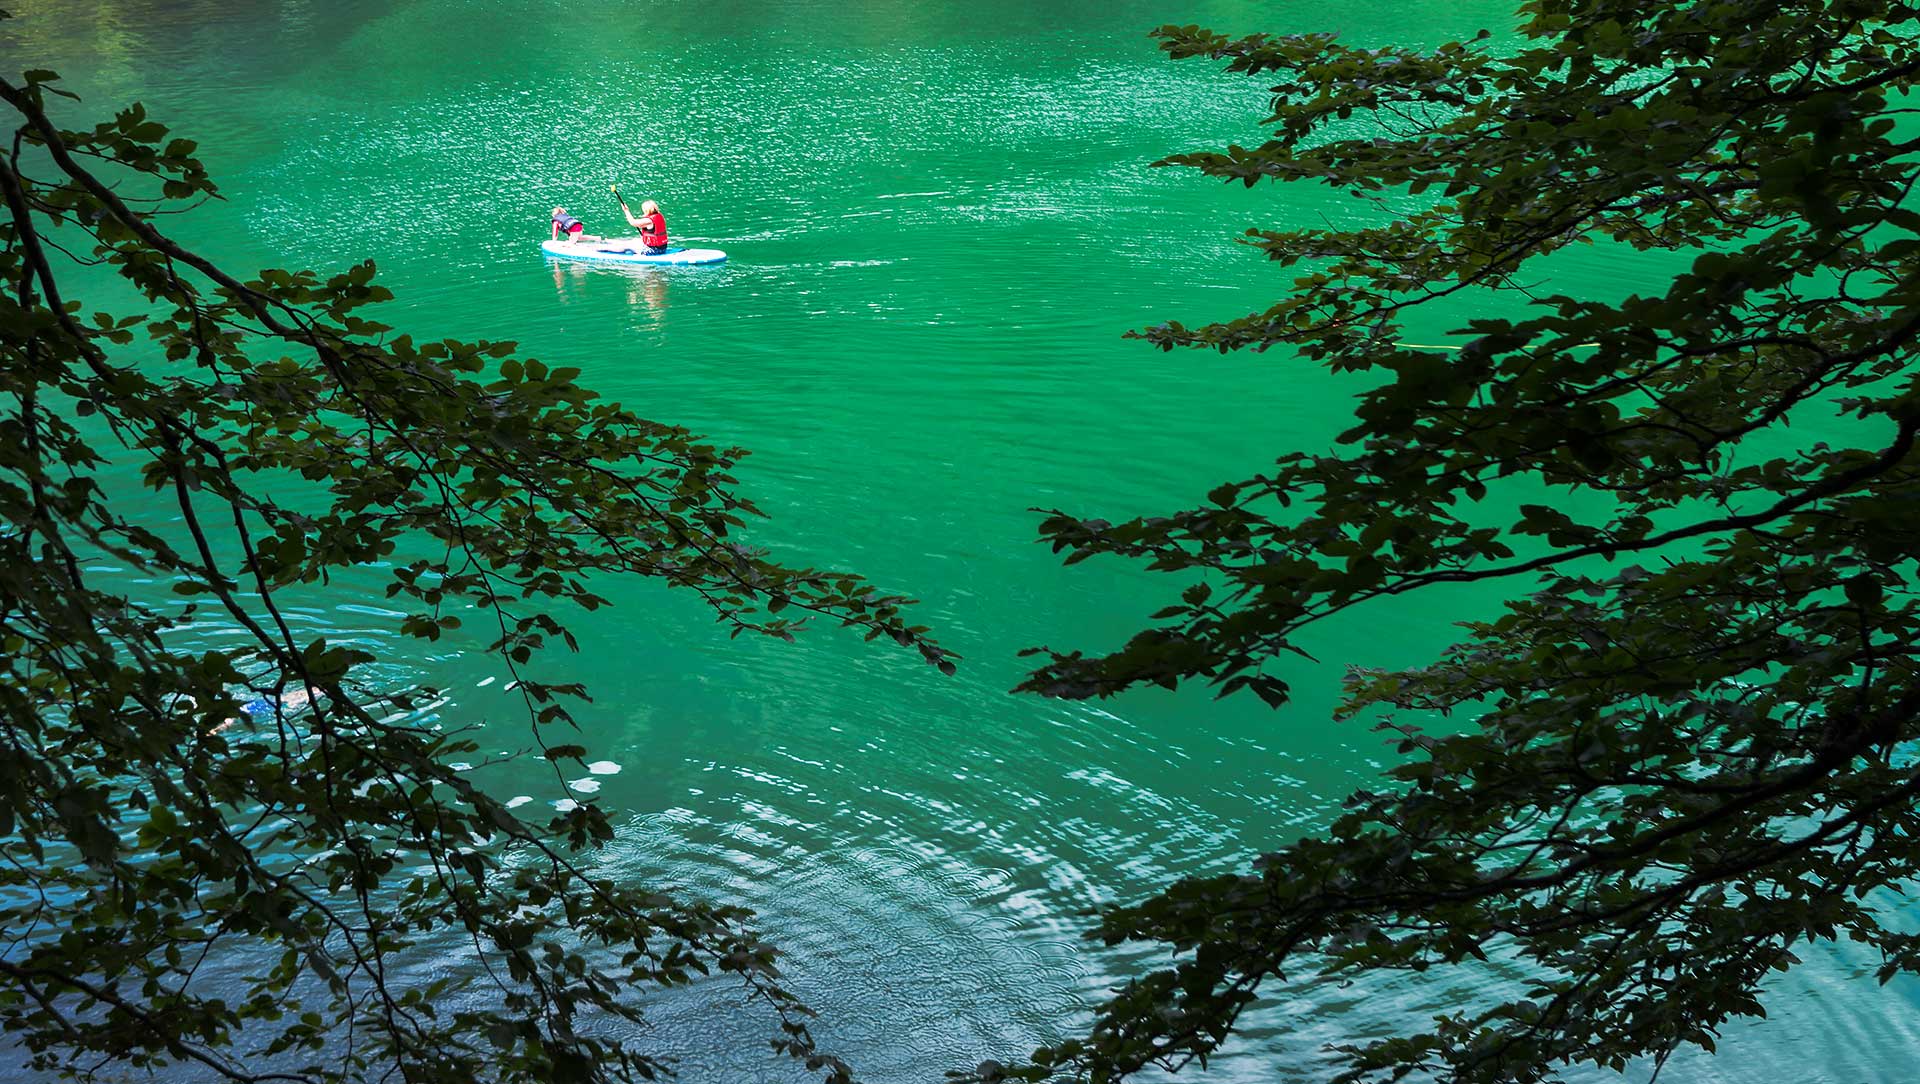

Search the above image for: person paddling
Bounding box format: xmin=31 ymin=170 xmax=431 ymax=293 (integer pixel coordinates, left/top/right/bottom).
xmin=550 ymin=206 xmax=600 ymax=244
xmin=621 ymin=199 xmax=671 ymax=254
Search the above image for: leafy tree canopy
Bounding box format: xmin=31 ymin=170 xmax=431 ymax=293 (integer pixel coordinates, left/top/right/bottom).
xmin=1011 ymin=0 xmax=1920 ymax=1080
xmin=0 ymin=63 xmax=950 ymax=1084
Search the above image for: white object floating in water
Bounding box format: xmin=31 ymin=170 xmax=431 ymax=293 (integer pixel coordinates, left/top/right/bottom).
xmin=552 ymin=798 xmax=580 ymax=812
xmin=571 ymin=778 xmax=602 ymax=794
xmin=504 ymin=795 xmax=533 ymax=809
xmin=449 ymin=762 xmax=474 ymax=772
xmin=541 ymin=238 xmax=727 ymax=265
xmin=586 ymin=760 xmax=622 ymax=776
xmin=477 ymin=676 xmax=496 ymax=687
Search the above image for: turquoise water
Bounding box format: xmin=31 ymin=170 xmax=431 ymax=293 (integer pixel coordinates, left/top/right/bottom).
xmin=6 ymin=1 xmax=1918 ymax=1080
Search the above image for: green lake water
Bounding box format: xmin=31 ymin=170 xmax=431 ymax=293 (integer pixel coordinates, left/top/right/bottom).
xmin=6 ymin=1 xmax=1918 ymax=1080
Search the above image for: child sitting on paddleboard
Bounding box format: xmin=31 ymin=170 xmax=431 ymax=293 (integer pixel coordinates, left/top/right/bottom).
xmin=550 ymin=207 xmax=600 ymax=244
xmin=621 ymin=199 xmax=670 ymax=254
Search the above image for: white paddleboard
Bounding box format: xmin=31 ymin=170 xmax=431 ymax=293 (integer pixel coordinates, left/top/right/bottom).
xmin=541 ymin=238 xmax=727 ymax=265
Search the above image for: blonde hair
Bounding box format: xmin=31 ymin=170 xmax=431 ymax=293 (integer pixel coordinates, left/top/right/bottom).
xmin=641 ymin=200 xmax=660 ymax=214
xmin=551 ymin=206 xmax=566 ymax=216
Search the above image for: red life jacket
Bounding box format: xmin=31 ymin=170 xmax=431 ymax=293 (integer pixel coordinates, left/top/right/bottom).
xmin=640 ymin=211 xmax=668 ymax=249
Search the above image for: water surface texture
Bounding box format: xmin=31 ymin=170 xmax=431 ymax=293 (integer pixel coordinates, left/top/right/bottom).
xmin=6 ymin=2 xmax=1916 ymax=1080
